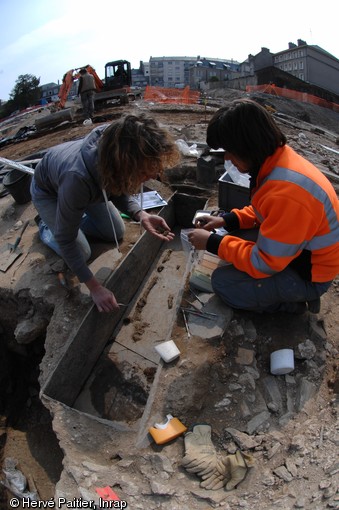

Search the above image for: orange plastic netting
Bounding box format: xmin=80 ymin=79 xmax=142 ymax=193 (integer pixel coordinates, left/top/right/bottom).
xmin=143 ymin=86 xmax=201 ymax=104
xmin=246 ymin=84 xmax=339 ymax=113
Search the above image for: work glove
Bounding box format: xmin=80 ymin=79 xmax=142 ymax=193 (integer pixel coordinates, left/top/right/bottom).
xmin=181 ymin=424 xmax=218 ymax=478
xmin=225 ymin=450 xmax=254 ymax=490
xmin=200 ymin=450 xmax=254 ymax=491
xmin=200 ymin=455 xmax=230 ymax=490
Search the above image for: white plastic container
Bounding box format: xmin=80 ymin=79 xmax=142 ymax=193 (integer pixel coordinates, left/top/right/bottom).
xmin=270 ymin=348 xmax=294 ymax=375
xmin=155 ymin=340 xmax=180 ymax=363
xmin=180 ymin=228 xmax=194 ymax=254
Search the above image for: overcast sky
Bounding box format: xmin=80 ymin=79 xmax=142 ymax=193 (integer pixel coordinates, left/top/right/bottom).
xmin=1 ymin=0 xmax=338 ymax=101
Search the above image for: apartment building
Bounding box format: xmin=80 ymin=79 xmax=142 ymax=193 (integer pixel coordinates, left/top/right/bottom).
xmin=188 ymin=57 xmax=240 ymax=90
xmin=273 ymin=40 xmax=339 ymax=96
xmin=149 ymin=56 xmax=197 ymax=88
xmin=148 ymin=56 xmax=240 ymax=90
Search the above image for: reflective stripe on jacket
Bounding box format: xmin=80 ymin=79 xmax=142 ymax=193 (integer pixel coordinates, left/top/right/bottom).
xmin=217 ymin=145 xmax=339 ymax=282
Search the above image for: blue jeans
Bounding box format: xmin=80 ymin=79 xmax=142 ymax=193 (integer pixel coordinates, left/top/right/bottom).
xmin=30 ymin=179 xmax=125 ymax=260
xmin=210 ymin=228 xmax=331 ymax=312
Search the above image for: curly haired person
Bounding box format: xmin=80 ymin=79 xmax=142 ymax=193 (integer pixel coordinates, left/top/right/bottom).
xmin=31 ymin=113 xmax=180 ymax=312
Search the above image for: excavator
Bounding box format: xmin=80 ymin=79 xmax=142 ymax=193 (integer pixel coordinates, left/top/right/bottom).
xmin=57 ymin=60 xmax=139 ymax=109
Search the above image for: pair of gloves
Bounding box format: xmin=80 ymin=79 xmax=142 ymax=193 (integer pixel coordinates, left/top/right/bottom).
xmin=182 ymin=424 xmax=254 ymax=491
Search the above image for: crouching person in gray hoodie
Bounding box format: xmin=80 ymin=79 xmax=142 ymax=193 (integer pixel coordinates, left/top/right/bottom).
xmin=31 ymin=113 xmax=180 ymax=312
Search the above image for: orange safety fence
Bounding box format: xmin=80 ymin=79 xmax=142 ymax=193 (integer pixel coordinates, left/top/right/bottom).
xmin=143 ymin=86 xmax=201 ymax=105
xmin=246 ymin=84 xmax=339 ymax=114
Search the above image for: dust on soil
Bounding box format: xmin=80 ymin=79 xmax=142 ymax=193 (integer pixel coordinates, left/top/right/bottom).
xmin=0 ymin=92 xmax=338 ymax=509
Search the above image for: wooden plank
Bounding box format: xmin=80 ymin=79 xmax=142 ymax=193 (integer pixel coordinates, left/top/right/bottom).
xmin=42 ymin=198 xmax=176 ymax=406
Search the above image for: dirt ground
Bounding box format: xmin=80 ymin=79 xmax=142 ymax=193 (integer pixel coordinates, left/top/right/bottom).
xmin=0 ymin=91 xmax=338 ymax=509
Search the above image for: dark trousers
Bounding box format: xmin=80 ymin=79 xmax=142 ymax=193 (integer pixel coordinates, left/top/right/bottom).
xmin=81 ymin=91 xmax=95 ymax=119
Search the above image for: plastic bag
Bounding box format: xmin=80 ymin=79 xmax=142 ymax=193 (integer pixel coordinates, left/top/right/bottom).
xmin=2 ymin=457 xmax=38 ymax=501
xmin=3 ymin=458 xmax=27 ymax=493
xmin=176 ymin=139 xmax=201 ymax=157
xmin=224 ymin=160 xmax=250 ymax=188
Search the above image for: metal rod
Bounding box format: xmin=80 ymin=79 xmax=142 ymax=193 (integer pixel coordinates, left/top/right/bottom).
xmin=0 ymin=157 xmax=35 ymax=175
xmin=190 ymin=288 xmax=204 ymax=305
xmin=183 ymin=299 xmax=218 ymax=318
xmin=181 ymin=307 xmax=215 ymax=321
xmin=181 ymin=309 xmax=191 ymax=338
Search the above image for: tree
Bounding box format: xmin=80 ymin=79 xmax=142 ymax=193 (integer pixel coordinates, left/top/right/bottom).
xmin=10 ymin=74 xmax=41 ymax=110
xmin=0 ymin=73 xmax=42 ymax=119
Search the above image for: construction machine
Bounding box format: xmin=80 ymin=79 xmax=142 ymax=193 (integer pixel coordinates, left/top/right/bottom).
xmin=57 ymin=60 xmax=140 ymax=109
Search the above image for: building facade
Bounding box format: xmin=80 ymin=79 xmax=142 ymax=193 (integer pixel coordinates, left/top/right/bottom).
xmin=147 ymin=56 xmax=240 ymax=90
xmin=40 ymin=82 xmax=60 ymax=103
xmin=273 ymin=40 xmax=339 ymax=96
xmin=189 ymin=57 xmax=240 ymax=90
xmin=149 ymin=56 xmax=197 ymax=88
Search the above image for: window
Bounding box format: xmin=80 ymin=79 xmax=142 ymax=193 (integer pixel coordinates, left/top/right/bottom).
xmin=299 ymin=61 xmax=304 ymax=70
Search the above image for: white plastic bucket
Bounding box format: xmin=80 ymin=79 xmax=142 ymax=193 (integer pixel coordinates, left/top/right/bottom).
xmin=270 ymin=348 xmax=294 ymax=375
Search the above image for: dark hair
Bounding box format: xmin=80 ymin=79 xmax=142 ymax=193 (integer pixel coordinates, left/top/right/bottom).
xmin=98 ymin=113 xmax=180 ymax=194
xmin=206 ymin=99 xmax=287 ymax=170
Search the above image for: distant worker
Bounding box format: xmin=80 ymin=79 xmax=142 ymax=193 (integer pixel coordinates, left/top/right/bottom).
xmin=77 ymin=68 xmax=96 ymax=120
xmin=188 ymin=99 xmax=339 ymax=314
xmin=30 ymin=113 xmax=180 ymax=312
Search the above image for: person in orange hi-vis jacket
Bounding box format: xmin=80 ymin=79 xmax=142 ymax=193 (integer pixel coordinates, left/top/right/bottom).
xmin=188 ymin=99 xmax=339 ymax=314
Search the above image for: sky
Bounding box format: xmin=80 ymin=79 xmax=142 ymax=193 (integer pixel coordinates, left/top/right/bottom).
xmin=1 ymin=0 xmax=339 ymax=101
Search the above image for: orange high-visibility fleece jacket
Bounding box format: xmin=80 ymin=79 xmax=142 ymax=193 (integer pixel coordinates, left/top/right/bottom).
xmin=213 ymin=145 xmax=339 ymax=282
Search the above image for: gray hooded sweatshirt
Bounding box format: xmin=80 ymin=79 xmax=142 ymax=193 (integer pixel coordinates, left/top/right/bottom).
xmin=32 ymin=124 xmax=141 ymax=282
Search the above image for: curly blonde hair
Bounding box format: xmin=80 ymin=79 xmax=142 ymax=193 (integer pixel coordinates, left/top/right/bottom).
xmin=98 ymin=113 xmax=181 ymax=195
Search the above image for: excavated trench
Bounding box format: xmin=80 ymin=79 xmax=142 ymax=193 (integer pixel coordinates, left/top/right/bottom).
xmin=0 ymin=291 xmax=64 ymax=504
xmin=0 ymin=189 xmax=211 ymax=501
xmin=42 ymin=193 xmax=208 ymax=429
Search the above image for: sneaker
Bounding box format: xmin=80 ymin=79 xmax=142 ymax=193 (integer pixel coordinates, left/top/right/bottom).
xmin=34 ymin=214 xmax=41 ymax=226
xmin=307 ymin=298 xmax=320 ymax=313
